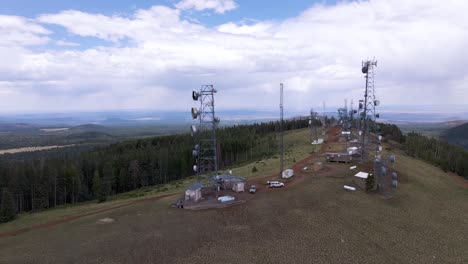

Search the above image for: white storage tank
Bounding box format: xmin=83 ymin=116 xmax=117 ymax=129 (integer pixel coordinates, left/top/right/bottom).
xmin=282 ymin=169 xmax=294 ymax=179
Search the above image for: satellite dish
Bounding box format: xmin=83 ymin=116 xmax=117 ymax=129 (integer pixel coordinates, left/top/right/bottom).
xmin=359 ymin=103 xmax=363 ymax=109
xmin=191 ymin=107 xmax=199 ymax=119
xmin=353 ymin=110 xmax=357 ymax=114
xmin=194 ymin=144 xmax=200 ymax=151
xmin=192 ymin=90 xmax=199 ymax=101
xmin=192 ymin=150 xmax=198 ymax=157
xmin=376 ymin=113 xmax=380 ymax=118
xmin=190 ymin=125 xmax=197 ymax=136
xmin=359 ymin=131 xmax=362 ymax=136
xmin=362 ymin=66 xmax=368 ymax=74
xmin=392 ymin=172 xmax=398 ymax=180
xmin=390 ymin=155 xmax=396 ymax=163
xmin=378 ymin=135 xmax=382 ymax=141
xmin=192 ymin=165 xmax=198 ymax=172
xmin=309 ymin=120 xmax=312 ymax=125
xmin=229 ymin=170 xmax=232 ymax=174
xmin=392 ymin=180 xmax=398 ymax=188
xmin=374 ymin=100 xmax=380 ymax=106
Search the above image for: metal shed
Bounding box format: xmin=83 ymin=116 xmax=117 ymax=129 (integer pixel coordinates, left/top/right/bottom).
xmin=185 ymin=182 xmax=203 ymax=202
xmin=353 ymin=172 xmax=369 ymax=190
xmin=231 ymin=178 xmax=245 ymax=193
xmin=213 ymin=174 xmax=246 ymax=192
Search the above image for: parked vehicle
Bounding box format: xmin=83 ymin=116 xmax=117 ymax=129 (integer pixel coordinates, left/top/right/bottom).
xmin=268 ymin=181 xmax=285 ymax=188
xmin=249 ymin=185 xmax=257 ymax=193
xmin=266 ymin=180 xmax=280 ymax=185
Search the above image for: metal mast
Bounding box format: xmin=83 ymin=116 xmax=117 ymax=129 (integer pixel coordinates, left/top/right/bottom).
xmin=360 ymin=59 xmax=378 ymax=162
xmin=191 ymin=85 xmax=219 ymax=181
xmin=280 ymin=83 xmax=284 ymax=177
xmin=309 ymin=109 xmax=313 ymax=143
xmin=309 ymin=108 xmax=318 ymax=143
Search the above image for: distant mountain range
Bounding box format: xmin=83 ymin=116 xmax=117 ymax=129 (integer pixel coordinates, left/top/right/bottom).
xmin=0 ymin=108 xmax=467 ymax=151
xmin=0 ymin=108 xmax=467 ymax=127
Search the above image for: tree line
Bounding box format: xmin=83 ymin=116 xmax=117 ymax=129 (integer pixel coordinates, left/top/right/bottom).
xmin=404 ymin=132 xmax=468 ymax=180
xmin=0 ymin=117 xmax=318 ymax=223
xmin=376 ymin=123 xmax=467 ymax=179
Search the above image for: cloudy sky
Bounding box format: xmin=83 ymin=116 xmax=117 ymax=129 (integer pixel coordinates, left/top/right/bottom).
xmin=0 ymin=0 xmax=467 ymax=113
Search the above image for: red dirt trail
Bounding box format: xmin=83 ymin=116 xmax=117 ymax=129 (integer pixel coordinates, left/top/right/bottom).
xmin=449 ymin=173 xmax=468 ymax=189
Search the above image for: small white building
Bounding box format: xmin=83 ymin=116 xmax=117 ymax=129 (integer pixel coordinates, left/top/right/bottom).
xmin=353 ymin=172 xmax=369 ymax=190
xmin=185 ymin=182 xmax=203 ymax=202
xmin=232 ymin=178 xmax=245 ymax=193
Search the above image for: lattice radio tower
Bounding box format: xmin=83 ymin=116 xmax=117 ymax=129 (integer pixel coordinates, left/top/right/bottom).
xmin=360 ymin=59 xmax=384 ymax=190
xmin=359 ymin=59 xmax=379 ymax=162
xmin=191 ymin=85 xmax=219 ymax=181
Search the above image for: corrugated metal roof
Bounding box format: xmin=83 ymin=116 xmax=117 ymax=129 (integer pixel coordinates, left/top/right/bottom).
xmin=186 ymin=182 xmax=203 ymax=190
xmin=213 ymin=174 xmax=245 ymax=182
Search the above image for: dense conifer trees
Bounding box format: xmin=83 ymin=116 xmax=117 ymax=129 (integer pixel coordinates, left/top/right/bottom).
xmin=0 ymin=118 xmax=316 ymax=221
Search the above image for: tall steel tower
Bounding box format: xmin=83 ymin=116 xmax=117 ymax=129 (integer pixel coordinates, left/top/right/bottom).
xmin=359 ymin=59 xmax=379 ymax=162
xmin=360 ymin=59 xmax=384 ymax=190
xmin=191 ymin=85 xmax=219 ymax=180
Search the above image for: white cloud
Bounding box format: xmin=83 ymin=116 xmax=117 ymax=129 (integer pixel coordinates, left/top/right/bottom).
xmin=175 ymin=0 xmax=238 ymax=14
xmin=216 ymin=21 xmax=274 ymax=36
xmin=0 ymin=15 xmax=50 ymax=46
xmin=0 ymin=0 xmax=467 ymax=113
xmin=55 ymin=40 xmax=80 ymax=46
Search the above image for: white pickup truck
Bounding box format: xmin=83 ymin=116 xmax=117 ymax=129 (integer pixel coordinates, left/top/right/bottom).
xmin=267 ymin=181 xmax=285 ymax=188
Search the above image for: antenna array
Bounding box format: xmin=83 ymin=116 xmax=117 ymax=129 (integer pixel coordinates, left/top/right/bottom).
xmin=191 ymin=85 xmax=219 ymax=181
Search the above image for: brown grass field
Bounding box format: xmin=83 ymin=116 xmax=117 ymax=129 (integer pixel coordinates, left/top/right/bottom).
xmin=0 ymin=127 xmax=467 ymax=264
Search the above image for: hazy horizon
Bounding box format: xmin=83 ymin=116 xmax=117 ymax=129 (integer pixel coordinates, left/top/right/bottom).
xmin=0 ymin=106 xmax=467 ymax=127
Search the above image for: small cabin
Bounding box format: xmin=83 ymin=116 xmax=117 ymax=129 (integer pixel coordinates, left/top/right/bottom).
xmin=185 ymin=182 xmax=203 ymax=202
xmin=213 ymin=174 xmax=246 ymax=192
xmin=325 ymin=152 xmax=352 ymax=163
xmin=231 ymin=179 xmax=245 ymax=193
xmin=353 ymin=172 xmax=373 ymax=190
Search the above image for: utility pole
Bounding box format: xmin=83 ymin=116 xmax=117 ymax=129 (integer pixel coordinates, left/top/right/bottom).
xmin=280 ymin=83 xmax=284 ymax=178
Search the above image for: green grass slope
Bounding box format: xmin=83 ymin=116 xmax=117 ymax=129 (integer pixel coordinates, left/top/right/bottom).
xmin=0 ymin=129 xmax=466 ymax=264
